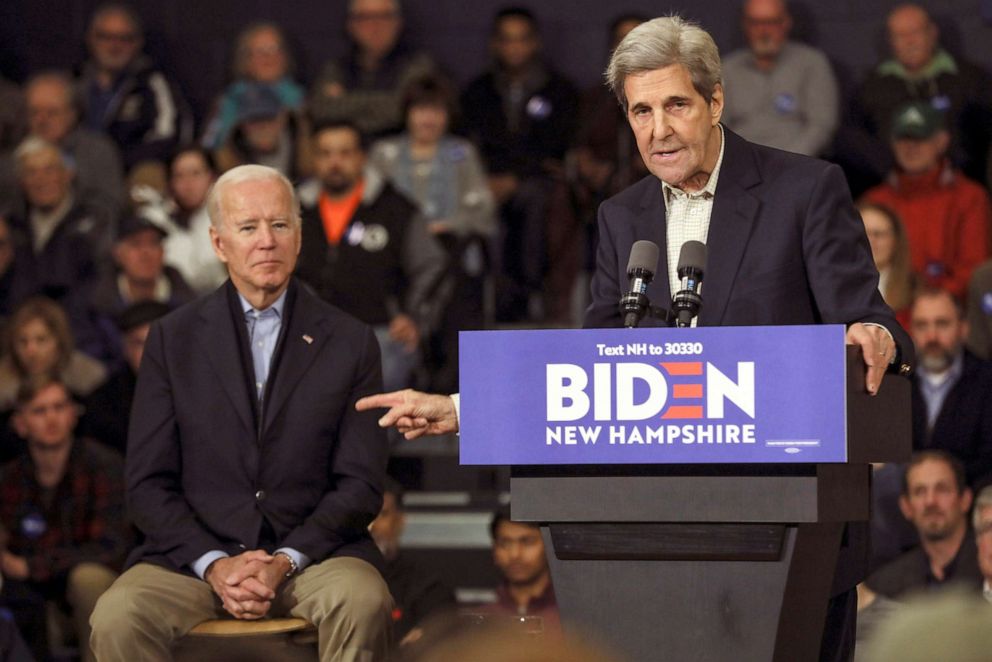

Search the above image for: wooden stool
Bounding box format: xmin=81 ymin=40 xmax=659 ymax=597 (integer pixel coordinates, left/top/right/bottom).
xmin=172 ymin=617 xmax=318 ymax=662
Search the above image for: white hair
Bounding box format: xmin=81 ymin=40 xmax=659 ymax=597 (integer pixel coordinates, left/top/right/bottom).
xmin=14 ymin=136 xmax=72 ymax=174
xmin=973 ymin=485 xmax=992 ymax=531
xmin=205 ymin=164 xmax=301 ymax=229
xmin=605 ymin=15 xmax=722 ymax=111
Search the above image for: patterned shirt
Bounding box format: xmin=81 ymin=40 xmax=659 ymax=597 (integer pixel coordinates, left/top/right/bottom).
xmin=663 ymin=125 xmax=727 ymax=310
xmin=0 ymin=439 xmax=131 ymax=583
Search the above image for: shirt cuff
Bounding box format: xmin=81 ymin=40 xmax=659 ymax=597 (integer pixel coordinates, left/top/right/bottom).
xmin=861 ymin=322 xmax=897 ymax=364
xmin=191 ymin=550 xmax=229 ymax=580
xmin=274 ymin=547 xmax=311 ymax=572
xmin=450 ymin=393 xmax=460 ymax=434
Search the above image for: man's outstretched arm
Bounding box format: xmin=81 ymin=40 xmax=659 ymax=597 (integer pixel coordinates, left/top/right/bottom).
xmin=356 ymin=389 xmax=460 ymax=439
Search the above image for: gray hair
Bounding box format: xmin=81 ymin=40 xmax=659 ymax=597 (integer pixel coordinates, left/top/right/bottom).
xmin=972 ymin=484 xmax=992 ymax=531
xmin=14 ymin=136 xmax=72 ymax=174
xmin=605 ymin=15 xmax=722 ymax=111
xmin=205 ymin=165 xmax=301 ymax=230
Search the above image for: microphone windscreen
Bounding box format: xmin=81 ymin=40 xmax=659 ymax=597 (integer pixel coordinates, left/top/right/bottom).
xmin=627 ymin=240 xmax=660 ymax=276
xmin=677 ymin=240 xmax=707 ymax=275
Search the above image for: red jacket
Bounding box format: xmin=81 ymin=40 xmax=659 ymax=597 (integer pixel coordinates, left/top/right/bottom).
xmin=864 ymin=162 xmax=992 ymax=299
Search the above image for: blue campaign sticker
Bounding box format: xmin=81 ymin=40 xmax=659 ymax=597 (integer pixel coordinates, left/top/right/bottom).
xmin=981 ymin=292 xmax=992 ymax=315
xmin=925 ymin=261 xmax=947 ymax=278
xmin=931 ymin=95 xmax=951 ymax=112
xmin=445 ymin=143 xmax=468 ymax=163
xmin=345 ymin=221 xmax=366 ymax=246
xmin=774 ymin=93 xmax=797 ymax=114
xmin=21 ymin=512 xmax=47 ymax=539
xmin=526 ymin=95 xmax=553 ymax=119
xmin=460 ymin=325 xmax=848 ymax=465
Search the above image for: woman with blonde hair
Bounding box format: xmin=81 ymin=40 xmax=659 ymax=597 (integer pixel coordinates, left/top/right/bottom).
xmin=857 ymin=200 xmax=915 ymax=327
xmin=201 ymin=21 xmax=305 ymax=150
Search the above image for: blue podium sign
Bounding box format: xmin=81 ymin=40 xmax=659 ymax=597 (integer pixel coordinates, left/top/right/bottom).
xmin=459 ymin=325 xmax=848 ymax=465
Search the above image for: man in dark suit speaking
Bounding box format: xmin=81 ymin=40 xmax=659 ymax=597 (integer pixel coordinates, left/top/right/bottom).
xmin=90 ymin=164 xmax=393 ymax=661
xmin=358 ymin=14 xmax=913 ymax=446
xmin=357 ymin=15 xmax=914 ymax=661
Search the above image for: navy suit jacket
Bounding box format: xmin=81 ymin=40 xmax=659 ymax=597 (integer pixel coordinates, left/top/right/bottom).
xmin=583 ymin=127 xmax=913 ymax=363
xmin=125 ymin=279 xmax=388 ymax=572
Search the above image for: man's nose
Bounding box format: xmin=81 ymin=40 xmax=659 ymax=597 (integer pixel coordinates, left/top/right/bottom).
xmin=257 ymin=223 xmax=277 ymax=246
xmin=652 ymin=112 xmax=672 ymax=141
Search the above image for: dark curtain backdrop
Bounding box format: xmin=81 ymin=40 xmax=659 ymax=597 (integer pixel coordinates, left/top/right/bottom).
xmin=1 ymin=0 xmax=989 ymax=126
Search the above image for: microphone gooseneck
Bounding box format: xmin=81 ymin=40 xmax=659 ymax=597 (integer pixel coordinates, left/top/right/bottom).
xmin=672 ymin=241 xmax=707 ymax=328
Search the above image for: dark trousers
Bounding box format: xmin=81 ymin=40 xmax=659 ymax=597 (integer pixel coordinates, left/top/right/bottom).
xmin=820 ymin=588 xmax=857 ymax=662
xmin=0 ymin=604 xmax=35 ymax=662
xmin=493 ymin=177 xmax=554 ymax=322
xmin=1 ymin=580 xmax=49 ymax=662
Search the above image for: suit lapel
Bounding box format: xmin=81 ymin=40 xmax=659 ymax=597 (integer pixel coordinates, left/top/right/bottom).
xmin=198 ymin=285 xmax=255 ymax=434
xmin=698 ymin=129 xmax=761 ymax=326
xmin=262 ymin=283 xmax=332 ymax=435
xmin=635 ymin=181 xmax=672 ymax=308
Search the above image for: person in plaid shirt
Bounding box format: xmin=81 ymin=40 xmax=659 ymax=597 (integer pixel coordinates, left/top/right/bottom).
xmin=0 ymin=375 xmax=130 ymax=662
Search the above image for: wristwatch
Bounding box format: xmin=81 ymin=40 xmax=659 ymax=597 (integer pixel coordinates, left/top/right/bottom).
xmin=274 ymin=551 xmax=299 ymax=577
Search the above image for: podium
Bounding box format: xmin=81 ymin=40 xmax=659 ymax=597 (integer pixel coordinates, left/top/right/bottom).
xmin=460 ymin=326 xmax=911 ymax=662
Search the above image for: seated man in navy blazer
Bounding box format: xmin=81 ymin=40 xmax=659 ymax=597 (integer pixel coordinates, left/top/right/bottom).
xmin=90 ymin=164 xmax=393 ymax=661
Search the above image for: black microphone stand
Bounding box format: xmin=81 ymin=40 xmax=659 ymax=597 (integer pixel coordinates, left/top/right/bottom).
xmin=619 ymin=293 xmax=675 ymax=328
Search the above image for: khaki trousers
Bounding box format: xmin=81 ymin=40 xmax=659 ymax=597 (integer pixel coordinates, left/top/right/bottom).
xmin=90 ymin=556 xmax=392 ymax=662
xmin=66 ymin=563 xmax=119 ymax=662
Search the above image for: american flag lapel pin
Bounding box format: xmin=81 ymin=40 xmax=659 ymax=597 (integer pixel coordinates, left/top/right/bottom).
xmin=302 ymin=334 xmax=314 ymax=345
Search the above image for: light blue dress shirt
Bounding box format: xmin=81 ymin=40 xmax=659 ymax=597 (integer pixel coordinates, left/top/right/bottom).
xmin=918 ymin=351 xmax=964 ymax=430
xmin=191 ymin=289 xmax=310 ymax=580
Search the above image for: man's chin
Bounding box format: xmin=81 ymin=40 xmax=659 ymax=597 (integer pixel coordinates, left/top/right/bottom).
xmin=323 ymin=180 xmax=354 ymax=196
xmin=919 ymin=349 xmax=953 ymax=373
xmin=919 ymin=523 xmax=955 ymax=542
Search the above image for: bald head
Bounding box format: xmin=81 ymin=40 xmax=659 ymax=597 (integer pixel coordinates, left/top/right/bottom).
xmin=887 ymin=4 xmax=938 ymax=74
xmin=744 ymin=0 xmax=788 ymax=16
xmin=742 ymin=0 xmax=791 ymax=66
xmin=25 ymin=73 xmax=77 ymax=144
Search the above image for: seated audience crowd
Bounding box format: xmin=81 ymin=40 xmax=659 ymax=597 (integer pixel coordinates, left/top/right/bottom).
xmin=0 ymin=0 xmax=991 ymax=659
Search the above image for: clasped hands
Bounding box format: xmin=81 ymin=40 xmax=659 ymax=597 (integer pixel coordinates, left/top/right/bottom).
xmin=204 ymin=550 xmax=293 ymax=620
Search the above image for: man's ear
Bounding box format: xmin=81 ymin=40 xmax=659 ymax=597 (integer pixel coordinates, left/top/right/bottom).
xmin=209 ymin=226 xmax=228 ymax=264
xmin=11 ymin=412 xmax=26 ymax=439
xmin=709 ymin=83 xmax=724 ymax=126
xmin=962 ymin=487 xmax=974 ymax=513
xmin=898 ymin=494 xmax=913 ymax=521
xmin=935 ymin=130 xmax=951 ymax=155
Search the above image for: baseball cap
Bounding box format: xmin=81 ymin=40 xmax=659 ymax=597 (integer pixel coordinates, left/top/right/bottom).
xmin=116 ymin=215 xmax=168 ymax=242
xmin=891 ymin=102 xmax=944 ymax=140
xmin=237 ymin=82 xmax=283 ymax=124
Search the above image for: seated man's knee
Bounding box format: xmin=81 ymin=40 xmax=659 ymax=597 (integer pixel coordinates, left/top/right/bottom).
xmin=313 ymin=561 xmax=392 ymax=624
xmin=340 ymin=564 xmax=393 ymax=621
xmin=90 ymin=582 xmax=128 ymax=633
xmin=67 ymin=563 xmax=118 ymax=608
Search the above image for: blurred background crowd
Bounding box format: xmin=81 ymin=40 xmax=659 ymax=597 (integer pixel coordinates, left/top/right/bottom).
xmin=1 ymin=0 xmax=992 ymax=660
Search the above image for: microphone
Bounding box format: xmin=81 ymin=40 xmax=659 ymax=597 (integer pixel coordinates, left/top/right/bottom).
xmin=620 ymin=240 xmax=660 ymax=328
xmin=672 ymin=241 xmax=707 ymax=328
